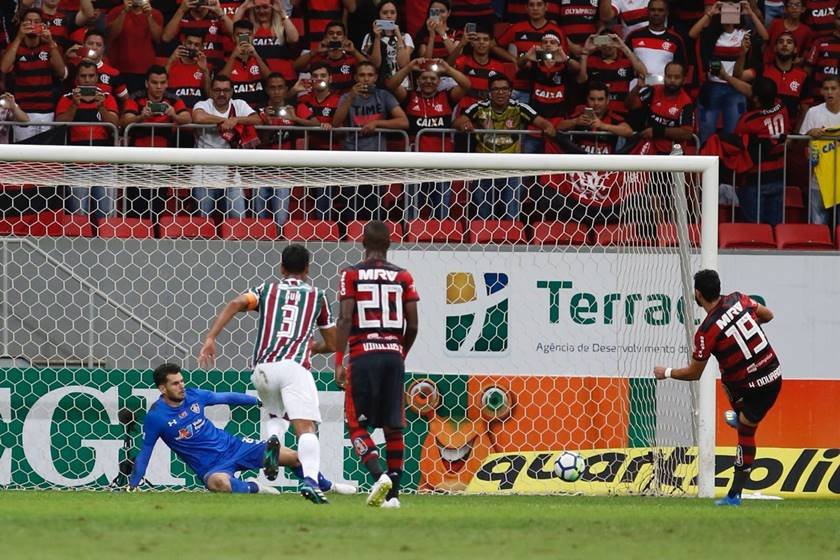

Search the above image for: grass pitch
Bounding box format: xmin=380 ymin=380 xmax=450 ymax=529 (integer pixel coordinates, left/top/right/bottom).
xmin=1 ymin=491 xmax=838 ymax=560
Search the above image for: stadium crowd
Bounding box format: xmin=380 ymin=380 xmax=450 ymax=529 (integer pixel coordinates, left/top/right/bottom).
xmin=1 ymin=0 xmax=839 ymax=233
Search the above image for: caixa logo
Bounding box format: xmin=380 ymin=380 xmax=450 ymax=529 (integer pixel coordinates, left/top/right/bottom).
xmin=445 ymin=272 xmax=509 ymax=355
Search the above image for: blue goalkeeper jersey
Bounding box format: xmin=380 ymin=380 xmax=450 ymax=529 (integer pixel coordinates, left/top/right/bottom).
xmin=129 ymin=388 xmax=259 ymax=487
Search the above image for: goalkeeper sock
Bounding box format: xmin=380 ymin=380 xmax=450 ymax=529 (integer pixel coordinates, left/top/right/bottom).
xmin=229 ymin=476 xmax=259 ymax=494
xmin=298 ymin=433 xmax=320 ymax=482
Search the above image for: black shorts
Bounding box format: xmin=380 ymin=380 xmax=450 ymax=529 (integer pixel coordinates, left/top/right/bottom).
xmin=724 ymin=377 xmax=782 ymax=424
xmin=346 ymin=352 xmax=405 ymax=429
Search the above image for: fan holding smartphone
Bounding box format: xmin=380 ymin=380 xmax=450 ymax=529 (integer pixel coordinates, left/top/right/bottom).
xmin=361 ymin=1 xmax=415 ymax=86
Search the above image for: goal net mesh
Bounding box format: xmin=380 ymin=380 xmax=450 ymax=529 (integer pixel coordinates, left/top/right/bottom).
xmin=0 ymin=154 xmax=703 ymax=495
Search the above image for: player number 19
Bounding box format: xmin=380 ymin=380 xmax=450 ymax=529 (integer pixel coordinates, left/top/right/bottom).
xmin=723 ymin=313 xmax=768 ymax=360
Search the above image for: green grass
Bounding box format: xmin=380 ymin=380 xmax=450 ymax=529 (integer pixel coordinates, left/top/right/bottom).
xmin=1 ymin=491 xmax=839 ymax=560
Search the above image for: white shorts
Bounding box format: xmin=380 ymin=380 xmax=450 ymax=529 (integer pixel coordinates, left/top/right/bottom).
xmin=251 ymin=360 xmax=321 ymax=423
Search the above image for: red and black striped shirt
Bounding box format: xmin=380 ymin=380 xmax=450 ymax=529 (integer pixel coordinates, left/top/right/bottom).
xmin=54 ymin=91 xmax=118 ymax=145
xmin=450 ymin=0 xmax=496 ymax=20
xmin=415 ymin=28 xmax=464 ymax=59
xmin=528 ymin=60 xmax=570 ymax=118
xmin=805 ymin=0 xmax=837 ymax=39
xmin=455 ymin=54 xmax=508 ymax=109
xmin=646 ymin=84 xmax=695 ymax=154
xmin=296 ymin=90 xmax=341 ymax=149
xmin=253 ymin=27 xmax=300 ymax=83
xmin=806 ymin=34 xmax=840 ymax=97
xmin=228 ymin=56 xmax=267 ymax=109
xmin=123 ymin=92 xmax=189 ymax=147
xmin=405 ymin=90 xmax=453 ymax=152
xmin=303 ymin=0 xmax=343 ymax=50
xmin=306 ymin=52 xmax=357 ymax=94
xmin=558 ymin=0 xmax=600 ymax=47
xmin=497 ymin=20 xmax=567 ymax=90
xmin=693 ymin=292 xmax=780 ymax=391
xmin=503 ymin=0 xmax=561 ymax=23
xmin=174 ymin=13 xmax=228 ymax=72
xmin=11 ymin=42 xmax=59 ymax=113
xmin=763 ymin=64 xmax=808 ymax=120
xmin=166 ymin=59 xmax=207 ymax=109
xmin=585 ymin=54 xmax=634 ymax=115
xmin=39 ymin=9 xmax=71 ymax=49
xmin=734 ymin=103 xmax=789 ymax=185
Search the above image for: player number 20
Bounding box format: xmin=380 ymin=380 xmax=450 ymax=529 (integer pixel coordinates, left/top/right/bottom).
xmin=357 ymin=283 xmax=404 ymax=329
xmin=723 ymin=314 xmax=768 ymax=360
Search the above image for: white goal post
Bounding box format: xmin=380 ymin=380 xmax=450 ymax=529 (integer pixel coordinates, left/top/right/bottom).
xmin=0 ymin=144 xmax=718 ymax=497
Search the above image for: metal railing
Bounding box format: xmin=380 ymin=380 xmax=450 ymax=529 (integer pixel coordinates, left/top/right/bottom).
xmin=0 ymin=120 xmax=120 ymax=146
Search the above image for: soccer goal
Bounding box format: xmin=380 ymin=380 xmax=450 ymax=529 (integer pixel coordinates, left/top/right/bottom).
xmin=0 ymin=144 xmax=718 ymax=497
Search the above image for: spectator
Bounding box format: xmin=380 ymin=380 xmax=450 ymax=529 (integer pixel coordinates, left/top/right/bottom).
xmin=805 ymin=0 xmax=838 ymax=40
xmin=517 ymin=35 xmax=579 ymax=152
xmin=65 ymin=29 xmax=128 ymax=103
xmin=192 ymin=74 xmax=263 ymax=217
xmin=452 ymin=75 xmax=556 ymax=220
xmin=165 ymin=31 xmax=212 ymax=109
xmin=608 ymin=0 xmax=653 ymax=36
xmin=734 ymin=77 xmax=790 ymax=225
xmin=557 ymin=80 xmax=635 ymax=152
xmin=300 ymin=0 xmax=354 ymax=50
xmin=0 ymin=9 xmax=67 ymax=141
xmin=449 ymin=27 xmax=509 ymax=110
xmin=294 ymin=64 xmax=342 ymax=218
xmin=294 ymin=21 xmax=367 ymax=94
xmin=387 ymin=57 xmax=471 ymax=218
xmin=805 ymin=9 xmax=840 ymax=101
xmin=361 ymin=1 xmax=414 ymax=87
xmin=254 ymin=73 xmax=309 ymax=226
xmin=497 ymin=0 xmax=568 ymax=101
xmin=415 ymin=1 xmax=463 ymax=60
xmin=626 ymin=0 xmax=688 ymax=82
xmin=235 ymin=0 xmax=300 ymax=83
xmin=690 ymin=0 xmax=769 ymax=143
xmin=557 ymin=0 xmax=601 ymax=55
xmin=626 ymin=61 xmax=696 ymax=155
xmin=332 ymin=61 xmax=409 ymax=220
xmin=162 ymin=0 xmax=233 ymax=72
xmin=106 ymin=0 xmax=164 ymax=95
xmin=38 ymin=0 xmax=72 ymax=50
xmin=448 ymin=0 xmax=496 ymax=31
xmin=122 ymin=65 xmax=192 ymax=219
xmin=0 ymin=92 xmax=30 ymax=144
xmin=221 ymin=20 xmax=272 ymax=109
xmin=55 ymin=59 xmax=119 ymax=220
xmin=503 ymin=0 xmax=561 ymax=23
xmin=765 ymin=0 xmax=814 ymax=63
xmin=799 ymin=76 xmax=840 ymax=225
xmin=578 ymin=32 xmax=648 ymax=117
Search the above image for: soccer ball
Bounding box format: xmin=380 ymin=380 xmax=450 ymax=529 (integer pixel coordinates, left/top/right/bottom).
xmin=554 ymin=451 xmax=586 ymax=482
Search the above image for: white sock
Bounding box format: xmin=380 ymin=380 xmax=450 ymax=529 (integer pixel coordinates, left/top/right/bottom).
xmin=266 ymin=416 xmax=285 ymax=440
xmin=298 ymin=432 xmax=320 ymax=482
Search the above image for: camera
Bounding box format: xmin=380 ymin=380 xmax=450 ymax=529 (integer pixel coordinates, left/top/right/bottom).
xmin=375 ymin=19 xmax=396 ymax=31
xmin=148 ymin=102 xmax=167 ymax=114
xmin=86 ymin=48 xmax=97 ymax=58
xmin=593 ymin=35 xmax=612 ymax=47
xmin=644 ymin=74 xmax=664 ymax=86
xmin=131 ymin=0 xmax=146 ymax=7
xmin=185 ymin=47 xmax=199 ymax=58
xmin=535 ymin=50 xmax=554 ymax=62
xmin=78 ymin=86 xmax=98 ymax=97
xmin=327 ymin=40 xmax=343 ymax=49
xmin=710 ymin=60 xmax=722 ymax=76
xmin=720 ymin=2 xmax=742 ymax=24
xmin=465 ymin=22 xmax=476 ymax=34
xmin=237 ymin=33 xmax=251 ymax=44
xmin=429 ymin=7 xmax=442 ymax=22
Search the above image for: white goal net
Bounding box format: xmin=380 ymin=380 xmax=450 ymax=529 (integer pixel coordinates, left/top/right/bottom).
xmin=0 ymin=145 xmax=718 ymax=496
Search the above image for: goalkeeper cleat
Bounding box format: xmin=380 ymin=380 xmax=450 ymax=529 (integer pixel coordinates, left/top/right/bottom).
xmin=317 ymin=473 xmax=358 ymax=495
xmin=723 ymin=410 xmax=739 ymax=429
xmin=300 ymin=477 xmax=329 ymax=504
xmin=715 ymin=494 xmax=742 ymax=507
xmin=263 ymin=435 xmax=281 ymax=481
xmin=381 ymin=497 xmax=401 ymax=509
xmin=244 ymin=477 xmax=280 ymax=495
xmin=366 ymin=473 xmax=393 ymax=507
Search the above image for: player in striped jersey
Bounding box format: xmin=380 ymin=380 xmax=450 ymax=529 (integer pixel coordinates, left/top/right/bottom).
xmin=199 ymin=244 xmax=356 ymax=503
xmin=654 ymin=270 xmax=782 ymax=506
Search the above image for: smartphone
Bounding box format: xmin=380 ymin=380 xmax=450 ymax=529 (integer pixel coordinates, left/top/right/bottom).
xmin=644 ymin=74 xmax=664 ymax=86
xmin=584 ymin=107 xmax=595 ymax=119
xmin=131 ymin=0 xmax=145 ymax=6
xmin=86 ymin=48 xmax=97 ymax=58
xmin=465 ymin=22 xmax=476 ymax=34
xmin=315 ymin=79 xmax=328 ymax=89
xmin=710 ymin=60 xmax=722 ymax=76
xmin=535 ymin=50 xmax=554 ymax=62
xmin=185 ymin=47 xmax=198 ymax=58
xmin=0 ymin=98 xmax=7 ymax=108
xmin=376 ymin=19 xmax=396 ymax=31
xmin=78 ymin=86 xmax=98 ymax=97
xmin=429 ymin=7 xmax=442 ymax=22
xmin=327 ymin=40 xmax=343 ymax=49
xmin=720 ymin=2 xmax=741 ymax=24
xmin=237 ymin=33 xmax=250 ymax=44
xmin=148 ymin=101 xmax=167 ymax=114
xmin=32 ymin=23 xmax=45 ymax=34
xmin=593 ymin=35 xmax=612 ymax=47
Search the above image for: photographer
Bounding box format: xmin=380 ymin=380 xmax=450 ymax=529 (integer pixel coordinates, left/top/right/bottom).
xmin=162 ymin=0 xmax=233 ymax=72
xmin=221 ymin=20 xmax=272 ymax=109
xmin=165 ymin=31 xmax=213 ymax=109
xmin=105 ymin=0 xmax=164 ymax=95
xmin=578 ymin=32 xmax=648 ymax=117
xmin=294 ymin=21 xmax=367 ymax=94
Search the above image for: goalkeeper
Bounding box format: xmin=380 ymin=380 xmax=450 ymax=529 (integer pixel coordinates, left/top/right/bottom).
xmin=129 ymin=363 xmax=333 ymax=494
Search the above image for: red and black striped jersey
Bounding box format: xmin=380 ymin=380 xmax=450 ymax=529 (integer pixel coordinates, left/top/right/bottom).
xmin=805 ymin=0 xmax=836 ymax=39
xmin=806 ymin=35 xmax=840 ymax=97
xmin=306 ymin=52 xmax=357 ymax=94
xmin=528 ymin=60 xmax=570 ymax=118
xmin=497 ymin=20 xmax=567 ymax=90
xmin=295 ymin=91 xmax=341 ymax=149
xmin=54 ymin=91 xmax=118 ymax=145
xmin=585 ymin=54 xmax=634 ymax=115
xmin=450 ymin=0 xmax=496 ymax=20
xmin=123 ymin=92 xmax=190 ymax=147
xmin=455 ymin=54 xmax=508 ymax=109
xmin=173 ymin=14 xmax=228 ymax=71
xmin=68 ymin=58 xmax=128 ymax=99
xmin=558 ymin=0 xmax=600 ymax=46
xmin=625 ymin=26 xmax=686 ymax=79
xmin=39 ymin=9 xmax=71 ymax=48
xmin=166 ymin=59 xmax=207 ymax=109
xmin=405 ymin=90 xmax=453 ymax=152
xmin=303 ymin=0 xmax=343 ymax=50
xmin=645 ymin=84 xmax=695 ymax=153
xmin=228 ymin=56 xmax=267 ymax=109
xmin=734 ymin=103 xmax=789 ymax=184
xmin=415 ymin=28 xmax=464 ymax=59
xmin=252 ymin=27 xmax=300 ymax=83
xmin=503 ymin=0 xmax=561 ymax=23
xmin=10 ymin=42 xmax=59 ymax=113
xmin=693 ymin=292 xmax=780 ymax=391
xmin=763 ymin=64 xmax=808 ymax=120
xmin=566 ymin=104 xmax=626 ymax=153
xmin=339 ymin=259 xmax=420 ymax=359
